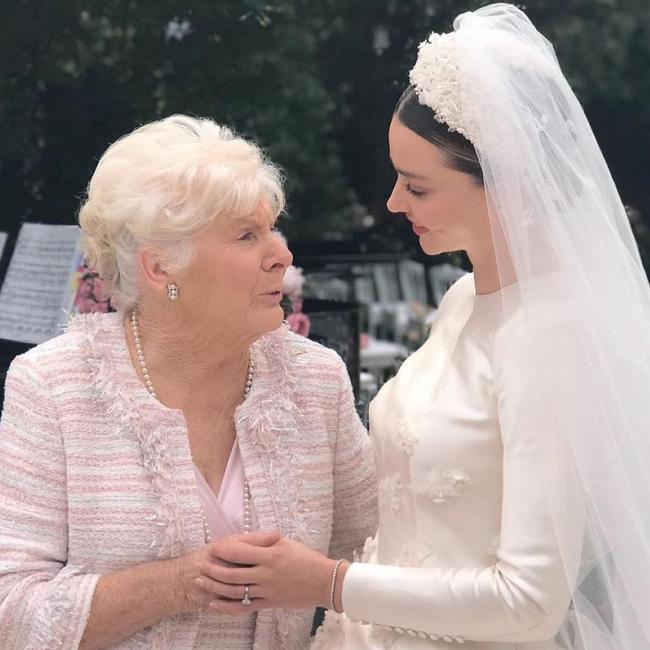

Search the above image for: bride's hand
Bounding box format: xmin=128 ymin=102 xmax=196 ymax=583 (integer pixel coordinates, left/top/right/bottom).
xmin=195 ymin=533 xmax=343 ymax=615
xmin=175 ymin=530 xmax=281 ymax=614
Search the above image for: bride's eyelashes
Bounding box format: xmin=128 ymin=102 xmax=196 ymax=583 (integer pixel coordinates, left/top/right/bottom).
xmin=406 ymin=184 xmax=427 ymax=198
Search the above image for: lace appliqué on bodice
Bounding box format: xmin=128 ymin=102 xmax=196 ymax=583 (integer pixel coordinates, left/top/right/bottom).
xmin=380 ymin=473 xmax=403 ymax=513
xmin=415 ymin=468 xmax=470 ymax=504
xmin=391 ymin=418 xmax=418 ymax=456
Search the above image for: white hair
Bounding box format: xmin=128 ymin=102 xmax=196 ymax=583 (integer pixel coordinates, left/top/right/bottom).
xmin=78 ymin=114 xmax=285 ymax=310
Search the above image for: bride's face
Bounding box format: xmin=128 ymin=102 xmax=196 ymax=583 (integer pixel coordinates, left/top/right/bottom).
xmin=386 ymin=117 xmax=491 ymax=257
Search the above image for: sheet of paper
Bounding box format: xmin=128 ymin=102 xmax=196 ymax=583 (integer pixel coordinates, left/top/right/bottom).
xmin=0 ymin=223 xmax=81 ymax=344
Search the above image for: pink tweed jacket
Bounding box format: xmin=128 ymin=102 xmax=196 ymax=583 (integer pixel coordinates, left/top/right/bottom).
xmin=0 ymin=312 xmax=378 ymax=649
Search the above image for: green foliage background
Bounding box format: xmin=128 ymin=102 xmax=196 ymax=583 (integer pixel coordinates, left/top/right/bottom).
xmin=1 ymin=0 xmax=648 ymax=257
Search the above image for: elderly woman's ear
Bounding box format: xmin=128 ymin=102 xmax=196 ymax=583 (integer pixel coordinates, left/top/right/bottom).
xmin=137 ymin=248 xmax=177 ymax=300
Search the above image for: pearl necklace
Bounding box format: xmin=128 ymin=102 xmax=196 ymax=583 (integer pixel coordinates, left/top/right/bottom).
xmin=130 ymin=308 xmax=253 ymax=543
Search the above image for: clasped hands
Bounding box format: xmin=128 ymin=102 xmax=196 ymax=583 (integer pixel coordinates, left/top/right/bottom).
xmin=178 ymin=530 xmax=343 ymax=616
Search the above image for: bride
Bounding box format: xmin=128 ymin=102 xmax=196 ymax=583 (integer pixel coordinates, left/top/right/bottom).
xmin=194 ymin=4 xmax=650 ymax=648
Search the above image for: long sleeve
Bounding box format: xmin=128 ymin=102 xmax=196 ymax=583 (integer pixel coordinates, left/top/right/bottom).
xmin=0 ymin=355 xmax=100 ymax=649
xmin=327 ymin=359 xmax=378 ymax=561
xmin=342 ymin=320 xmax=584 ymax=644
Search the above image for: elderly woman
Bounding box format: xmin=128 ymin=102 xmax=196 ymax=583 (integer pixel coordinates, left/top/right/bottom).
xmin=0 ymin=115 xmax=377 ymax=649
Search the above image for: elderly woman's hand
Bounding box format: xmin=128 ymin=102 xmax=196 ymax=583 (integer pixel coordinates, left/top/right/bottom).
xmin=194 ymin=533 xmax=341 ymax=615
xmin=174 ymin=530 xmax=282 ymax=613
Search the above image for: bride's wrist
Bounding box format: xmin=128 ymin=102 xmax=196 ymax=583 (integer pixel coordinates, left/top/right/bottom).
xmin=331 ymin=559 xmax=350 ymax=613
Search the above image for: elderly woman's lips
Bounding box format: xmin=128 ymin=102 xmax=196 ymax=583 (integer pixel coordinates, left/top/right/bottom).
xmin=412 ymin=223 xmax=429 ymax=235
xmin=259 ymin=291 xmax=283 ymax=303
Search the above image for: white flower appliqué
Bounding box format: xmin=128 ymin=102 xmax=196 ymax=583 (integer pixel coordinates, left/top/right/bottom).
xmin=368 ymin=624 xmax=399 ymax=648
xmin=380 ymin=473 xmax=403 ymax=513
xmin=417 ymin=468 xmax=470 ymax=504
xmin=392 ymin=418 xmax=417 ymax=456
xmin=355 ymin=535 xmax=379 ymax=564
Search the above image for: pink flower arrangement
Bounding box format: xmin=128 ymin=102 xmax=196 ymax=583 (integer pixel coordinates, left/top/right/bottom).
xmin=72 ymin=263 xmax=113 ymax=314
xmin=283 ymin=264 xmax=310 ymax=337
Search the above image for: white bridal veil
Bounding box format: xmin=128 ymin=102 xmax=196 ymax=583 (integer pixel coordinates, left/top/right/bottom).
xmin=411 ymin=4 xmax=650 ymax=648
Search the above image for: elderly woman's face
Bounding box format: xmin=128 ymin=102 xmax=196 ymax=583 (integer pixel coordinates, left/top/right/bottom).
xmin=180 ymin=202 xmax=292 ymax=341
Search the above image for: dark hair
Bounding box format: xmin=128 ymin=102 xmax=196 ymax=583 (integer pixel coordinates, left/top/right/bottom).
xmin=394 ymin=86 xmax=484 ymax=186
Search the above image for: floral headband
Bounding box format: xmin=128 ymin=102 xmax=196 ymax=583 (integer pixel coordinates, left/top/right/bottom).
xmin=409 ymin=32 xmax=477 ymax=144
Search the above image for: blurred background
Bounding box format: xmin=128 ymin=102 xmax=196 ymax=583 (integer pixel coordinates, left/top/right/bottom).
xmin=1 ymin=0 xmax=649 ymax=411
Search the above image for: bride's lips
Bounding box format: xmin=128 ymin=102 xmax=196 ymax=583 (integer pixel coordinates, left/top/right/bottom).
xmin=406 ymin=215 xmax=429 ymax=236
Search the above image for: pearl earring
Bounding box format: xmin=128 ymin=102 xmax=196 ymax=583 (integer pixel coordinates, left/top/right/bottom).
xmin=167 ymin=283 xmax=179 ymax=301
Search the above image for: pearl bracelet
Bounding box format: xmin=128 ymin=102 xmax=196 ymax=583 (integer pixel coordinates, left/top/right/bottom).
xmin=329 ymin=559 xmax=346 ymax=612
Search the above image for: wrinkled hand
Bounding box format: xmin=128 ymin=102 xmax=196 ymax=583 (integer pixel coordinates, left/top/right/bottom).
xmin=195 ymin=533 xmax=337 ymax=616
xmin=174 ymin=531 xmax=281 ymax=614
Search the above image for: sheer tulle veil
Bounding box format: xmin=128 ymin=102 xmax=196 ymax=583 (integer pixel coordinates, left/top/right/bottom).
xmin=410 ymin=4 xmax=650 ymax=648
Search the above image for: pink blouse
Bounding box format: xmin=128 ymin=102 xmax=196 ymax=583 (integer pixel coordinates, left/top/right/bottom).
xmin=193 ymin=440 xmax=256 ymax=538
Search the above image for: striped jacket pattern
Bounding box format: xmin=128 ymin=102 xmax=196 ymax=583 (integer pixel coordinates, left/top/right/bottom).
xmin=0 ymin=313 xmax=378 ymax=649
